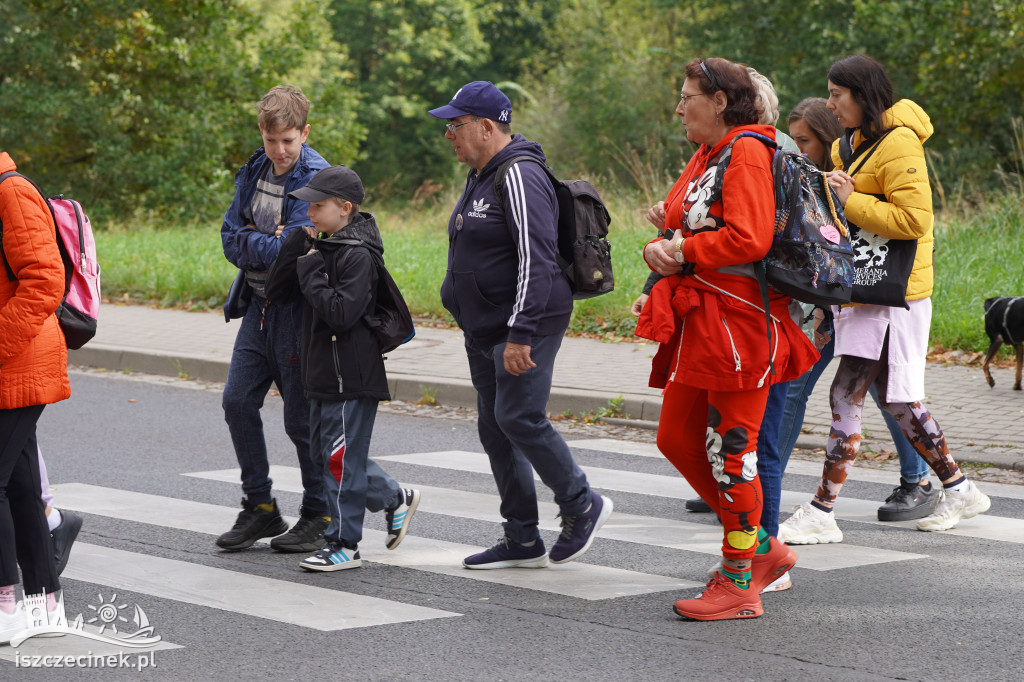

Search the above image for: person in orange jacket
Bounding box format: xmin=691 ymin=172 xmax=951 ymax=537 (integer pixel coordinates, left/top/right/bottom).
xmin=635 ymin=58 xmax=817 ymax=621
xmin=0 ymin=151 xmax=70 ymax=643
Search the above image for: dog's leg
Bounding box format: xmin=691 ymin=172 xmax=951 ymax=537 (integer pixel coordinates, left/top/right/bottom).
xmin=1015 ymin=344 xmax=1022 ymax=390
xmin=983 ymin=339 xmax=1002 ymax=388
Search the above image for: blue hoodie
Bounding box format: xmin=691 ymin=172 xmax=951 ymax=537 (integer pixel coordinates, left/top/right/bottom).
xmin=440 ymin=134 xmax=573 ymax=349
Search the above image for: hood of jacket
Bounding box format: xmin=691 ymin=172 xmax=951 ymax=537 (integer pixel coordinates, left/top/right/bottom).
xmin=849 ymin=99 xmax=933 ymax=149
xmin=475 ymin=134 xmax=547 ymax=182
xmin=322 ymin=211 xmax=384 ymax=254
xmin=883 ymin=99 xmax=932 ymax=144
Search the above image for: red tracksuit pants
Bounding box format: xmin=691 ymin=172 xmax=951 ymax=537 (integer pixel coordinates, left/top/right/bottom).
xmin=657 ymin=382 xmax=768 ymax=560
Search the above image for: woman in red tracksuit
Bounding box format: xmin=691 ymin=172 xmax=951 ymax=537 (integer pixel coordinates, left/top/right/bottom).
xmin=636 ymin=58 xmax=817 ymax=621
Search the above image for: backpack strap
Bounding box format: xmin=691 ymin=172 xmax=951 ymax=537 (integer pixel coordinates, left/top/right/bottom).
xmin=0 ymin=171 xmax=21 ymax=281
xmin=0 ymin=170 xmax=70 ymax=290
xmin=491 ymin=155 xmax=569 ymax=269
xmin=713 ymin=132 xmax=780 ymax=377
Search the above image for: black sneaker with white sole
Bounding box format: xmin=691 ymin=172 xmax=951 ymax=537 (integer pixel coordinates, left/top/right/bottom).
xmin=216 ymin=498 xmax=289 ymax=550
xmin=877 ymin=479 xmax=940 ymax=521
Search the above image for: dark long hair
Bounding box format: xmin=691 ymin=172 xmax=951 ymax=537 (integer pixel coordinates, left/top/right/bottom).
xmin=788 ymin=97 xmax=843 ymax=171
xmin=826 ymin=55 xmax=894 ymax=142
xmin=685 ymin=57 xmax=759 ymax=126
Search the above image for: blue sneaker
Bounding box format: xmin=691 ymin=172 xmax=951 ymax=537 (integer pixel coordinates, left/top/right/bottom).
xmin=463 ymin=536 xmax=548 ymax=569
xmin=299 ymin=543 xmax=362 ymax=572
xmin=385 ymin=488 xmax=421 ymax=550
xmin=549 ymin=493 xmax=613 ymax=564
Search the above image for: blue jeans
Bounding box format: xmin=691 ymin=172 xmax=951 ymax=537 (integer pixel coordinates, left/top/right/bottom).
xmin=775 ymin=332 xmax=928 ymax=485
xmin=466 ymin=333 xmax=591 ymax=544
xmin=757 ymin=382 xmax=788 ymax=537
xmin=222 ymin=296 xmax=327 ymax=516
xmin=311 ymin=398 xmax=399 ymax=548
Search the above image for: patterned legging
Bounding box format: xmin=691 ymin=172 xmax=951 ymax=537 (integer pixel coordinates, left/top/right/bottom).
xmin=815 ymin=346 xmax=960 ymax=506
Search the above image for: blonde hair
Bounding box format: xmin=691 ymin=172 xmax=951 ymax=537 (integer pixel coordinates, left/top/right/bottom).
xmin=747 ymin=68 xmax=780 ymax=126
xmin=257 ymin=85 xmax=311 ymax=132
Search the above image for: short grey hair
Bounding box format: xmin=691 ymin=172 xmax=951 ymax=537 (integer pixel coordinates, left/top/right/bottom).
xmin=747 ymin=68 xmax=780 ymax=126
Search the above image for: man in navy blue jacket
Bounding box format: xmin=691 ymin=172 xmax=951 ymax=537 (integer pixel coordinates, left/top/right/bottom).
xmin=429 ymin=81 xmax=613 ymax=569
xmin=217 ymin=85 xmax=331 ymax=554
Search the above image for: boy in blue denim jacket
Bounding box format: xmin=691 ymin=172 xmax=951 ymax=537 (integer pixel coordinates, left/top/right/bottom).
xmin=216 ymin=85 xmax=331 ymax=554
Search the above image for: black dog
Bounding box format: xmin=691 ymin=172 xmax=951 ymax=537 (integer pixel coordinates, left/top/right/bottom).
xmin=982 ymin=296 xmax=1024 ymax=390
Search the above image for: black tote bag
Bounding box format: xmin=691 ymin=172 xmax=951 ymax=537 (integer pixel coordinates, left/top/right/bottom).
xmin=840 ymin=132 xmax=916 ymax=309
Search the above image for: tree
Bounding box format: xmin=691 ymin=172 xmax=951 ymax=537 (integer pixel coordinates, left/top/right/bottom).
xmin=0 ymin=0 xmax=363 ymax=220
xmin=329 ymin=0 xmax=490 ymax=195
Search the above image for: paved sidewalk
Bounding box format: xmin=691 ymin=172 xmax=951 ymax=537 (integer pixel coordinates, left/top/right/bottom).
xmin=70 ymin=303 xmax=1024 ymax=469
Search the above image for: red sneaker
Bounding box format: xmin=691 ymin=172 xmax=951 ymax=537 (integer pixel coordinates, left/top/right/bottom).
xmin=673 ymin=573 xmax=764 ymax=621
xmin=751 ymin=536 xmax=797 ymax=594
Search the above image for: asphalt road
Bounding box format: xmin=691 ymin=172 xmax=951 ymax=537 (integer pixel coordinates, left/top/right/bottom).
xmin=3 ymin=370 xmax=1023 ymax=681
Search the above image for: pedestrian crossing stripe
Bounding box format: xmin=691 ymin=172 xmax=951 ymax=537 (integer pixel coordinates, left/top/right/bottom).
xmin=64 ymin=543 xmax=459 ymax=631
xmin=54 ymin=483 xmax=695 ymax=601
xmin=186 ymin=466 xmax=927 ymax=570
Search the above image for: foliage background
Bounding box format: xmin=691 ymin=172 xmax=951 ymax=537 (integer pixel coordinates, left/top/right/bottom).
xmin=3 ymin=0 xmax=1023 ymax=352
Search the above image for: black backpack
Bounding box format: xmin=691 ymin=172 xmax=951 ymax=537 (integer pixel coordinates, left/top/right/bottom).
xmin=493 ymin=156 xmax=614 ymax=299
xmin=334 ymin=239 xmax=415 ymax=354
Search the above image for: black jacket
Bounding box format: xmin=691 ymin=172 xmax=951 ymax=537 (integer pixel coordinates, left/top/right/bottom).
xmin=265 ymin=212 xmax=390 ymax=402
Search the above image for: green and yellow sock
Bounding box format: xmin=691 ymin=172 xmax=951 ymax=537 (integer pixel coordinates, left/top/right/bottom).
xmin=721 ymin=566 xmax=752 ymax=590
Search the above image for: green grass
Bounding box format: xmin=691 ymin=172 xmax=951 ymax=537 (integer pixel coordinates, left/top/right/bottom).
xmin=930 ymin=192 xmax=1024 ymax=351
xmin=94 ymin=186 xmax=1024 ymax=352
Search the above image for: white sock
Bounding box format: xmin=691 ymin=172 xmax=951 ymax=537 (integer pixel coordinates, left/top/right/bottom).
xmin=947 ymin=479 xmax=972 ymax=493
xmin=47 ymin=508 xmax=62 ymax=532
xmin=0 ymin=587 xmax=15 ymax=615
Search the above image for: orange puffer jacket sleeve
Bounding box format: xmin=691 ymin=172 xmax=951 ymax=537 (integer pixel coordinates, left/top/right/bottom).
xmin=0 ymin=153 xmax=70 ymax=408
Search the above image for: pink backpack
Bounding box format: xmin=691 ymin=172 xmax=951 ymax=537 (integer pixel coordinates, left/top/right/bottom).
xmin=0 ymin=171 xmax=101 ymax=349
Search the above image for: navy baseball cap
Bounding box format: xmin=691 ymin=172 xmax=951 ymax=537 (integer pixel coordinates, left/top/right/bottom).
xmin=428 ymin=81 xmax=512 ymax=123
xmin=288 ymin=165 xmax=365 ymax=204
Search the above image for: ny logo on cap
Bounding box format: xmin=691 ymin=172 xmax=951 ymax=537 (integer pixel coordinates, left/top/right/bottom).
xmin=499 ymin=110 xmax=509 ymax=122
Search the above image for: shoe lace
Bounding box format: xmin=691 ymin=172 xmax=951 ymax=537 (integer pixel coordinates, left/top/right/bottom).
xmin=884 ymin=486 xmax=912 ymax=504
xmin=556 ymin=513 xmax=577 ymax=541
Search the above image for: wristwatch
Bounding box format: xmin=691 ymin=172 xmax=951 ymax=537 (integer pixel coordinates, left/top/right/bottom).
xmin=673 ymin=237 xmax=686 ymax=264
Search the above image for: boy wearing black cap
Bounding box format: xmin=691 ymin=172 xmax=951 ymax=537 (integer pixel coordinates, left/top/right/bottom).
xmin=266 ymin=165 xmax=420 ymax=571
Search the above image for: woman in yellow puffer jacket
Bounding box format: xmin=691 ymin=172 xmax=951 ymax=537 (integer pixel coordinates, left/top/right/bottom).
xmin=778 ymin=55 xmax=990 ymax=546
xmin=0 ymin=151 xmax=69 ymax=642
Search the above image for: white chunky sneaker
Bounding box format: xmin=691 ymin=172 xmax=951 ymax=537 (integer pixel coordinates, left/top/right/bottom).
xmin=761 ymin=571 xmax=792 ymax=593
xmin=917 ymin=481 xmax=991 ymax=532
xmin=778 ymin=502 xmax=843 ymax=545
